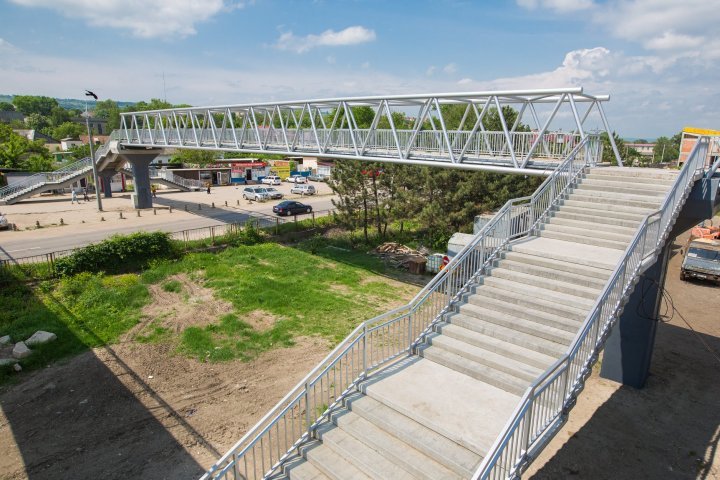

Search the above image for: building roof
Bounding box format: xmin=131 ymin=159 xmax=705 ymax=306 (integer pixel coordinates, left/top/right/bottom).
xmin=12 ymin=129 xmax=60 ymax=144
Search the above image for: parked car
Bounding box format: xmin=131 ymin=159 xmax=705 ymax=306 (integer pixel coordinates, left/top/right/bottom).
xmin=291 ymin=184 xmax=316 ymax=196
xmin=265 ymin=187 xmax=284 ymax=199
xmin=261 ymin=175 xmax=281 ymax=185
xmin=308 ymin=174 xmax=329 ymax=182
xmin=0 ymin=213 xmax=9 ymax=231
xmin=242 ymin=186 xmax=270 ymax=201
xmin=681 ymin=238 xmax=720 ymax=285
xmin=273 ymin=200 xmax=312 ymax=216
xmin=285 ymin=175 xmax=308 ymax=184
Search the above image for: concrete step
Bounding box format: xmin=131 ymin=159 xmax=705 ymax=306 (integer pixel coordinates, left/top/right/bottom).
xmin=566 ymin=191 xmax=662 ymax=210
xmin=344 ymin=393 xmax=481 ymax=478
xmin=583 ymin=173 xmax=676 ymax=187
xmin=457 ymin=302 xmax=576 ymax=344
xmin=330 ymin=408 xmax=464 ymax=480
xmin=478 ymin=275 xmax=596 ymax=310
xmin=578 ymin=177 xmax=670 ymax=193
xmin=574 ymin=182 xmax=667 ymax=197
xmin=539 ymin=229 xmax=629 ymax=250
xmin=435 ymin=322 xmax=557 ymax=370
xmin=419 ymin=345 xmax=529 ymax=396
xmin=495 ymin=257 xmax=608 ymax=289
xmin=559 ymin=199 xmax=654 ymax=217
xmin=501 ymin=251 xmax=612 ymax=281
xmin=316 ymin=423 xmax=418 ymax=480
xmin=280 ymin=453 xmax=332 ymax=480
xmin=509 ymin=237 xmax=622 ymax=271
xmin=545 ymin=216 xmax=639 ymax=236
xmin=463 ymin=288 xmax=585 ymax=327
xmin=487 ymin=264 xmax=602 ymax=300
xmin=446 ymin=312 xmax=568 ymax=358
xmin=588 ymin=167 xmax=678 ymax=181
xmin=303 ymin=440 xmax=372 ymax=480
xmin=550 ymin=209 xmax=643 ymax=228
xmin=426 ymin=333 xmax=544 ymax=382
xmin=467 ymin=283 xmax=588 ymax=321
xmin=540 ymin=222 xmax=635 ymax=243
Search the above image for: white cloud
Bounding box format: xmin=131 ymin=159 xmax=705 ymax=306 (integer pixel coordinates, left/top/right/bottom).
xmin=274 ymin=26 xmax=376 ymax=53
xmin=326 ymin=55 xmax=336 ymax=64
xmin=517 ymin=0 xmax=594 ymax=13
xmin=0 ymin=38 xmax=20 ymax=53
xmin=457 ymin=78 xmax=473 ymax=85
xmin=8 ymin=0 xmax=249 ymax=39
xmin=443 ymin=63 xmax=457 ymax=74
xmin=361 ymin=61 xmax=370 ymax=69
xmin=426 ymin=66 xmax=436 ymax=76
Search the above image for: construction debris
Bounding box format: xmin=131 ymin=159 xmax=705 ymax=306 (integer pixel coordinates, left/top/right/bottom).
xmin=372 ymin=242 xmax=427 ymax=273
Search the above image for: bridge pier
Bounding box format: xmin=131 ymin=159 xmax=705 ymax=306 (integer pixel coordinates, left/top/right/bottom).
xmin=99 ymin=171 xmax=114 ymax=199
xmin=125 ymin=154 xmax=157 ymax=209
xmin=600 ymin=173 xmax=719 ymax=388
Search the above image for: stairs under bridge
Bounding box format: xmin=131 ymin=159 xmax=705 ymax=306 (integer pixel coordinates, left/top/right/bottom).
xmin=121 ymin=167 xmax=205 ymax=192
xmin=204 ymin=135 xmax=715 ymax=480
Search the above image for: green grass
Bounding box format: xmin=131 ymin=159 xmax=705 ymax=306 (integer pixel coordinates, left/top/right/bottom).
xmin=1 ymin=240 xmax=418 ymax=383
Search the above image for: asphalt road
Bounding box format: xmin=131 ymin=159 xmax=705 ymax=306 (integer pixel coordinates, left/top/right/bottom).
xmin=0 ymin=195 xmax=336 ymax=260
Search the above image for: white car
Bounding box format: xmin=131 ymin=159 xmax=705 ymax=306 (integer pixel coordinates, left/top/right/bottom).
xmin=242 ymin=187 xmax=270 ymax=201
xmin=0 ymin=213 xmax=9 ymax=230
xmin=286 ymin=175 xmax=308 ymax=184
xmin=261 ymin=176 xmax=281 ymax=185
xmin=291 ymin=184 xmax=316 ymax=196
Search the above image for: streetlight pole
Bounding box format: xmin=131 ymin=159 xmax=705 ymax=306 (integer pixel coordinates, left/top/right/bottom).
xmin=84 ymin=95 xmax=103 ymax=211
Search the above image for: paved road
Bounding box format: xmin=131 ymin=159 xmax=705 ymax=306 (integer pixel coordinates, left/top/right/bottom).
xmin=0 ymin=196 xmax=336 ymax=261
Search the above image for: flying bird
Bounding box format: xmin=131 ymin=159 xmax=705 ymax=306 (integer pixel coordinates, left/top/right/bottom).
xmin=85 ymin=90 xmax=98 ymax=100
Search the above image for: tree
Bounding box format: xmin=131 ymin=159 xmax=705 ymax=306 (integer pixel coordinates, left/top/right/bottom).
xmin=49 ymin=106 xmax=72 ymax=127
xmin=68 ymin=143 xmax=91 ymax=160
xmin=170 ymin=149 xmax=218 ymax=167
xmin=12 ymin=95 xmax=58 ymax=116
xmin=0 ymin=123 xmax=52 ymax=169
xmin=654 ymin=135 xmax=680 ymax=163
xmin=94 ymin=99 xmax=121 ymax=130
xmin=24 ymin=113 xmax=51 ymax=131
xmin=24 ymin=154 xmax=54 ymax=172
xmin=0 ymin=102 xmax=15 ymax=112
xmin=52 ymin=122 xmax=85 ymax=140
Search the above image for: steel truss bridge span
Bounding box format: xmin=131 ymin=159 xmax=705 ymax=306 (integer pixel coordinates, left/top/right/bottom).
xmin=119 ymin=87 xmax=620 ymax=176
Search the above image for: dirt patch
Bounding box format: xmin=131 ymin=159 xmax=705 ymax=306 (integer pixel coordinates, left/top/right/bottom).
xmin=0 ymin=336 xmax=330 ymax=480
xmin=127 ymin=273 xmax=234 ymax=339
xmin=240 ymin=309 xmax=278 ymax=330
xmin=328 ymin=283 xmax=352 ymax=294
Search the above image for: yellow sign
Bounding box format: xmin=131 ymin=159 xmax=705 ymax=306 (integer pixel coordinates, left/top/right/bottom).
xmin=683 ymin=127 xmax=720 ymax=136
xmin=273 ymin=165 xmax=291 ymax=179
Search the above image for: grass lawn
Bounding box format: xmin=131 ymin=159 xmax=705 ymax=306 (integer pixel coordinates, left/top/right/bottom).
xmin=0 ymin=241 xmax=420 ymax=384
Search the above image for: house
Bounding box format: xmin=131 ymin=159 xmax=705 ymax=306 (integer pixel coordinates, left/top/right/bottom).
xmin=0 ymin=111 xmax=25 ymax=123
xmin=13 ymin=129 xmax=62 ymax=152
xmin=61 ymin=138 xmax=84 ymax=151
xmin=626 ymin=142 xmax=656 ymax=158
xmin=678 ymin=127 xmax=720 ymax=168
xmin=72 ymin=116 xmax=108 ymax=135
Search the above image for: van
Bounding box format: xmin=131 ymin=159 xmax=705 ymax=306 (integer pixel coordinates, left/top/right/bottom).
xmin=291 ymin=184 xmax=316 ymax=196
xmin=262 ymin=176 xmax=281 ymax=185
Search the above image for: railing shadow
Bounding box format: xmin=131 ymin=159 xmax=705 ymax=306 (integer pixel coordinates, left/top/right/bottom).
xmin=0 ymin=275 xmax=211 ymax=479
xmin=529 ymin=320 xmax=720 ymax=479
xmin=152 ymin=196 xmax=270 ymax=225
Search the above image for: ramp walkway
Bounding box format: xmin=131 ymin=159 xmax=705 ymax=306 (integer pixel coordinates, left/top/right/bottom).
xmin=202 ymin=135 xmax=715 ymax=480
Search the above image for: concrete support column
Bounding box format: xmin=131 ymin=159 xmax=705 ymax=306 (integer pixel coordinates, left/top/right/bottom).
xmin=99 ymin=171 xmax=114 ymax=198
xmin=127 ymin=157 xmax=154 ymax=209
xmin=600 ymin=242 xmax=670 ymax=388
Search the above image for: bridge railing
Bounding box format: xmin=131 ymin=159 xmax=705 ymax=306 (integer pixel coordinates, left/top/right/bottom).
xmin=0 ymin=157 xmax=94 ymax=202
xmin=473 ymin=137 xmax=712 ymax=480
xmin=119 ymin=126 xmax=592 ymax=165
xmin=152 ymin=168 xmax=205 ymax=189
xmin=200 ymin=137 xmax=595 ymax=480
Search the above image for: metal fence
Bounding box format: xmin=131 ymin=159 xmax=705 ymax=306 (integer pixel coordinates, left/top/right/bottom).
xmin=0 ymin=209 xmax=337 ymax=279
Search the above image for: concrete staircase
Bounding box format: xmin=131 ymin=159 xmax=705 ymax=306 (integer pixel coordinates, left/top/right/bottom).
xmin=269 ymin=167 xmax=677 ymax=480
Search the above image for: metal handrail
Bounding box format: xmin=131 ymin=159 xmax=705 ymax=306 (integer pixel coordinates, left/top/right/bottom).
xmin=0 ymin=157 xmax=94 ymax=201
xmin=473 ymin=136 xmax=712 ymax=480
xmin=201 ymin=137 xmax=597 ymax=480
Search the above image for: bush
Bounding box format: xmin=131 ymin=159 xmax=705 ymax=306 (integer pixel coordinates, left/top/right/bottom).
xmin=54 ymin=231 xmax=179 ymax=276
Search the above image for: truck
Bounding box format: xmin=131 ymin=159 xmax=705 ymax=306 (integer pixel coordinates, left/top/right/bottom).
xmin=680 ymin=238 xmax=720 ymax=285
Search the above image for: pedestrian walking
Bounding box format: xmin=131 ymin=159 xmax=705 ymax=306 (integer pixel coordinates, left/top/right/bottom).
xmin=151 ymin=184 xmax=157 ymax=198
xmin=206 ymin=182 xmax=211 ymax=194
xmin=82 ymin=187 xmax=90 ymax=202
xmin=71 ymin=189 xmax=77 ymax=204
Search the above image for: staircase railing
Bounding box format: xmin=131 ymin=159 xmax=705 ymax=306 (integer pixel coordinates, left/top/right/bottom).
xmin=201 ymin=137 xmax=597 ymax=480
xmin=473 ymin=137 xmax=712 ymax=480
xmin=153 ymin=168 xmax=205 ymax=189
xmin=0 ymin=157 xmax=94 ymax=202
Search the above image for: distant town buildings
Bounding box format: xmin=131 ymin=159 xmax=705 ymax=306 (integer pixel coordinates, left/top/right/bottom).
xmin=678 ymin=127 xmax=720 ymax=168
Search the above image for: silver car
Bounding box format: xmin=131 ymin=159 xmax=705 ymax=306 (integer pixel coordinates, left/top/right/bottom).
xmin=265 ymin=187 xmax=284 ymax=199
xmin=242 ymin=187 xmax=270 ymax=201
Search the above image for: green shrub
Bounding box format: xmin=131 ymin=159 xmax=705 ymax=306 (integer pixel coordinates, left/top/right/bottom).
xmin=54 ymin=231 xmax=178 ymax=276
xmin=162 ymin=279 xmax=182 ymax=293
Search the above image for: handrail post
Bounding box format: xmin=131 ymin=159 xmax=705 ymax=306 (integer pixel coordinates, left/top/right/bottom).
xmin=362 ymin=324 xmax=368 ymax=378
xmin=304 ymin=381 xmax=312 ymax=436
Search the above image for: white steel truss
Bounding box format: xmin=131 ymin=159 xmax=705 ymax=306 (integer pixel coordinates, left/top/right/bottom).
xmin=119 ymin=87 xmax=622 ymax=175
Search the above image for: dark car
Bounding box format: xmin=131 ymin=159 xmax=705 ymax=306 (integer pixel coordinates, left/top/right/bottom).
xmin=273 ymin=200 xmax=312 ymax=216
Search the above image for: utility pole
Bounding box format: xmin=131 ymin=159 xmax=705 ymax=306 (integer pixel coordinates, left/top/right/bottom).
xmin=84 ymin=91 xmax=103 ymax=211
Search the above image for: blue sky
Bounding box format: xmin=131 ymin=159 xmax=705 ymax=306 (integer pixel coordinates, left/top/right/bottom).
xmin=1 ymin=0 xmax=718 ymax=138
